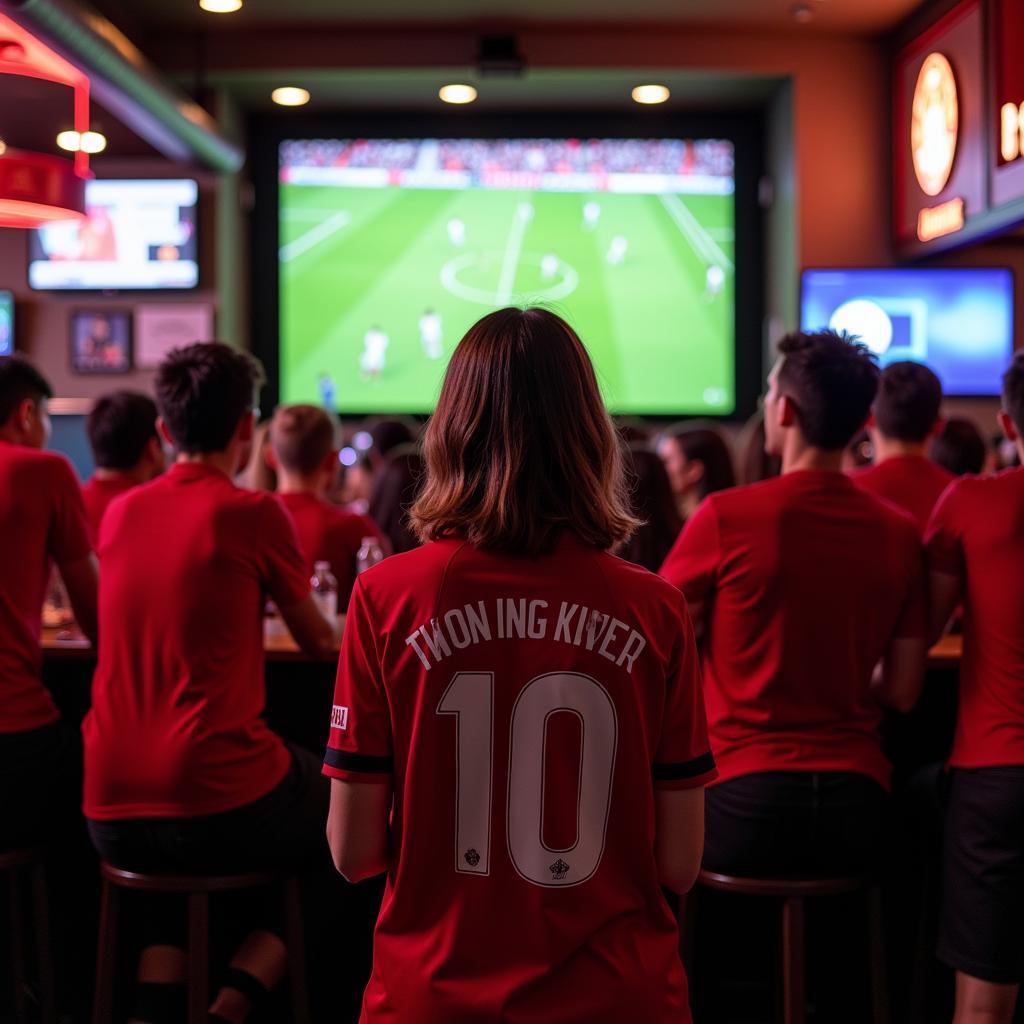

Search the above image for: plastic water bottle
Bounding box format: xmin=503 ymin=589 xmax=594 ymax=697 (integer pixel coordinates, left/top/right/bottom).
xmin=356 ymin=536 xmax=385 ymax=574
xmin=310 ymin=561 xmax=338 ymax=621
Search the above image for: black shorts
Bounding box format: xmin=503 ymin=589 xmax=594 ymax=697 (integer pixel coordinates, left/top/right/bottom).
xmin=938 ymin=766 xmax=1024 ymax=983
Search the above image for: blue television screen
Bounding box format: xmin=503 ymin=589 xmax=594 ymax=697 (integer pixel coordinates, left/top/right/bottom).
xmin=800 ymin=268 xmax=1014 ymax=397
xmin=0 ymin=291 xmax=12 ymax=356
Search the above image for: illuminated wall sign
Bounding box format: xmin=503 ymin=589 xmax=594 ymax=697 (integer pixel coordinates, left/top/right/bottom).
xmin=992 ymin=0 xmax=1024 ymax=207
xmin=912 ymin=53 xmax=959 ymax=196
xmin=917 ymin=197 xmax=965 ymax=241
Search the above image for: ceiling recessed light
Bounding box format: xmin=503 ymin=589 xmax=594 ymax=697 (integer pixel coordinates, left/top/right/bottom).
xmin=56 ymin=130 xmax=81 ymax=152
xmin=439 ymin=83 xmax=478 ymax=105
xmin=80 ymin=131 xmax=107 ymax=154
xmin=199 ymin=0 xmax=243 ymax=12
xmin=272 ymin=86 xmax=310 ymax=107
xmin=632 ymin=84 xmax=670 ymax=105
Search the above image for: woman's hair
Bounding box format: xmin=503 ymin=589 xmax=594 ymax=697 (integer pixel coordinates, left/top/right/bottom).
xmin=410 ymin=307 xmax=638 ymax=555
xmin=661 ymin=421 xmax=737 ymax=500
xmin=738 ymin=410 xmax=782 ymax=485
xmin=368 ymin=444 xmax=424 ymax=555
xmin=618 ymin=445 xmax=683 ymax=572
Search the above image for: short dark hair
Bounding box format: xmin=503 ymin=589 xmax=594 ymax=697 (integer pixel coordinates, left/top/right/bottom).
xmin=155 ymin=343 xmax=265 ymax=453
xmin=776 ymin=330 xmax=880 ymax=450
xmin=930 ymin=417 xmax=986 ymax=476
xmin=87 ymin=391 xmax=159 ymax=470
xmin=270 ymin=404 xmax=337 ymax=476
xmin=0 ymin=355 xmax=52 ymax=426
xmin=410 ymin=307 xmax=639 ymax=555
xmin=1003 ymin=350 xmax=1024 ymax=437
xmin=663 ymin=421 xmax=736 ymax=500
xmin=873 ymin=361 xmax=943 ymax=442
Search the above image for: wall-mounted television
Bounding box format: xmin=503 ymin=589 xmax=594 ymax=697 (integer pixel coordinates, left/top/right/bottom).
xmin=28 ymin=179 xmax=199 ymax=292
xmin=275 ymin=135 xmax=740 ymax=416
xmin=0 ymin=291 xmax=12 ymax=355
xmin=800 ymin=267 xmax=1014 ymax=397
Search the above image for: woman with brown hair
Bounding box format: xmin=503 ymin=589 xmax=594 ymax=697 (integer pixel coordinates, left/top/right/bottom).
xmin=323 ymin=307 xmax=715 ymax=1024
xmin=658 ymin=420 xmax=736 ymax=522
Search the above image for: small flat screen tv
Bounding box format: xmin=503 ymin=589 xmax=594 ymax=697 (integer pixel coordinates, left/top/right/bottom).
xmin=28 ymin=179 xmax=199 ymax=291
xmin=0 ymin=291 xmax=12 ymax=355
xmin=278 ymin=137 xmax=737 ymax=415
xmin=800 ymin=267 xmax=1014 ymax=397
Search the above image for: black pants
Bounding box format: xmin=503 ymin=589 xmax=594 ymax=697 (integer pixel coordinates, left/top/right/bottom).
xmin=0 ymin=719 xmax=81 ymax=851
xmin=703 ymin=771 xmax=887 ymax=878
xmin=87 ymin=743 xmax=330 ymax=945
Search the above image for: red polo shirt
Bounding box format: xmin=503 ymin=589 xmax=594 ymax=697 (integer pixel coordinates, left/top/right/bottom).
xmin=325 ymin=534 xmax=714 ymax=1024
xmin=852 ymin=454 xmax=954 ymax=534
xmin=926 ymin=467 xmax=1024 ymax=768
xmin=0 ymin=441 xmax=92 ymax=733
xmin=83 ymin=462 xmax=311 ymax=819
xmin=660 ymin=469 xmax=926 ymax=790
xmin=81 ymin=474 xmax=136 ymax=545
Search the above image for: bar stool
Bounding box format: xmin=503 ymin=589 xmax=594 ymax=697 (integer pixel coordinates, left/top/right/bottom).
xmin=0 ymin=847 xmax=56 ymax=1024
xmin=682 ymin=869 xmax=888 ymax=1024
xmin=92 ymin=862 xmax=310 ymax=1024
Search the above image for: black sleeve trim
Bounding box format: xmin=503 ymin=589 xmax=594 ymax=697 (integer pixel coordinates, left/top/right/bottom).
xmin=652 ymin=751 xmax=716 ymax=781
xmin=323 ymin=747 xmax=393 ymax=774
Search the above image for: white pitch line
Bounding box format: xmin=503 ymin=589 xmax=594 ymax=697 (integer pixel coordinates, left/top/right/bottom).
xmin=495 ymin=203 xmax=532 ymax=305
xmin=279 ymin=209 xmax=351 ymax=263
xmin=659 ymin=193 xmax=734 ymax=271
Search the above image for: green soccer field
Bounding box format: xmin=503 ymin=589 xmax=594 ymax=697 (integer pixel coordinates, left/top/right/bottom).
xmin=279 ymin=184 xmax=734 ymax=415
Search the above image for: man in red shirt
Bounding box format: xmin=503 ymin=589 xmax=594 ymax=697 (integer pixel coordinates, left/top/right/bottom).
xmin=0 ymin=355 xmax=97 ymax=850
xmin=853 ymin=361 xmax=954 ymax=533
xmin=268 ymin=403 xmax=384 ymax=608
xmin=325 ymin=308 xmax=715 ymax=1024
xmin=926 ymin=351 xmax=1024 ymax=1024
xmin=81 ymin=390 xmax=165 ymax=544
xmin=82 ymin=343 xmax=337 ymax=1021
xmin=661 ymin=329 xmax=927 ymax=880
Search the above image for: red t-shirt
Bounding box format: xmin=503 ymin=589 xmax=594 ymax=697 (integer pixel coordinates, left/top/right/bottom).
xmin=852 ymin=455 xmax=954 ymax=534
xmin=276 ymin=492 xmax=381 ymax=608
xmin=324 ymin=533 xmax=715 ymax=1024
xmin=81 ymin=474 xmax=136 ymax=545
xmin=0 ymin=441 xmax=92 ymax=733
xmin=83 ymin=462 xmax=311 ymax=820
xmin=925 ymin=467 xmax=1024 ymax=768
xmin=659 ymin=469 xmax=926 ymax=790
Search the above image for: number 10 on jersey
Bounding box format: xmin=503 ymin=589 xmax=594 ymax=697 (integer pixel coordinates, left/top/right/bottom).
xmin=437 ymin=670 xmax=619 ymax=888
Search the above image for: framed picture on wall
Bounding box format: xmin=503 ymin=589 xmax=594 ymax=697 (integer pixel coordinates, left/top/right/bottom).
xmin=69 ymin=310 xmax=132 ymax=374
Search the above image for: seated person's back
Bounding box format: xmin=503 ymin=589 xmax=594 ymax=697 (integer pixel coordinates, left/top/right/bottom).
xmin=852 ymin=360 xmax=953 ymax=533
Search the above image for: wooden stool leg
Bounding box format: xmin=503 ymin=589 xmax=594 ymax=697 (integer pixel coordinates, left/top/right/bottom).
xmin=867 ymin=886 xmax=889 ymax=1024
xmin=9 ymin=867 xmax=30 ymax=1024
xmin=782 ymin=895 xmax=805 ymax=1024
xmin=187 ymin=892 xmax=209 ymax=1024
xmin=32 ymin=862 xmax=57 ymax=1024
xmin=92 ymin=878 xmax=119 ymax=1024
xmin=283 ymin=876 xmax=311 ymax=1024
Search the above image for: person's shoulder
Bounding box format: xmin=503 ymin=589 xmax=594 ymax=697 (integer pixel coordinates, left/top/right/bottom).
xmin=598 ymin=548 xmax=690 ymax=621
xmin=701 ymin=476 xmax=781 ymax=521
xmin=2 ymin=444 xmax=76 ymax=477
xmin=944 ymin=467 xmax=1023 ymax=506
xmin=357 ymin=539 xmax=463 ymax=600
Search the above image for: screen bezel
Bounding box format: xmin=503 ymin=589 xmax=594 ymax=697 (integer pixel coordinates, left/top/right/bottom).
xmin=251 ymin=111 xmax=764 ymax=421
xmin=799 ymin=266 xmax=1016 ymax=400
xmin=26 ymin=178 xmax=201 ymax=294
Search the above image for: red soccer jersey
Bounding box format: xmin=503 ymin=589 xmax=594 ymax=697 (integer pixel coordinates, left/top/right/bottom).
xmin=276 ymin=492 xmax=381 ymax=608
xmin=925 ymin=467 xmax=1024 ymax=768
xmin=324 ymin=533 xmax=715 ymax=1024
xmin=659 ymin=469 xmax=926 ymax=790
xmin=83 ymin=462 xmax=311 ymax=820
xmin=852 ymin=455 xmax=954 ymax=534
xmin=81 ymin=474 xmax=136 ymax=545
xmin=0 ymin=441 xmax=92 ymax=733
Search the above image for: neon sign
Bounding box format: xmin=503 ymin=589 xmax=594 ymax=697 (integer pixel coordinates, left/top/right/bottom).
xmin=911 ymin=53 xmax=959 ymax=196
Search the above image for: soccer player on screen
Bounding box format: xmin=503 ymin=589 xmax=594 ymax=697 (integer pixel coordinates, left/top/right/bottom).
xmin=446 ymin=218 xmax=465 ymax=247
xmin=606 ymin=235 xmax=628 ymax=266
xmin=582 ymin=200 xmax=601 ymax=230
xmin=541 ymin=253 xmax=559 ymax=281
xmin=418 ymin=309 xmax=443 ymax=360
xmin=704 ymin=264 xmax=725 ymax=300
xmin=325 ymin=307 xmax=715 ymax=1024
xmin=361 ymin=326 xmax=389 ymax=379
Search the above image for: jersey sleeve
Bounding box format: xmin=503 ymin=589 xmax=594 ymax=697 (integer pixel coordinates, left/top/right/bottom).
xmin=323 ymin=577 xmax=393 ymax=783
xmin=47 ymin=457 xmax=93 ymax=567
xmin=652 ymin=600 xmax=717 ymax=790
xmin=259 ymin=497 xmax=312 ymax=609
xmin=658 ymin=497 xmax=721 ymax=607
xmin=924 ymin=480 xmax=965 ymax=577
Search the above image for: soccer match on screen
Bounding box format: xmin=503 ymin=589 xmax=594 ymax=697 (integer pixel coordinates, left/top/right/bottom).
xmin=279 ymin=137 xmax=736 ymax=415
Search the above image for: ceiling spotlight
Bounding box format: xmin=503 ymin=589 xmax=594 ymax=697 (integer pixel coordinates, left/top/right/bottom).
xmin=56 ymin=130 xmax=106 ymax=153
xmin=272 ymin=86 xmax=310 ymax=107
xmin=439 ymin=83 xmax=478 ymax=105
xmin=632 ymin=84 xmax=670 ymax=105
xmin=199 ymin=0 xmax=243 ymax=11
